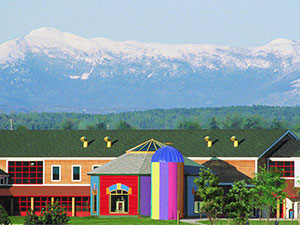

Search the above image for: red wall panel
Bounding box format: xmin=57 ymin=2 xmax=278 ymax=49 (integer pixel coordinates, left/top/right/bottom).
xmin=99 ymin=175 xmax=138 ymax=215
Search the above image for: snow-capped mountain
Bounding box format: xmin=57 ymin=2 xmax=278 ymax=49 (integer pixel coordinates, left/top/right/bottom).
xmin=1 ymin=27 xmax=300 ymax=112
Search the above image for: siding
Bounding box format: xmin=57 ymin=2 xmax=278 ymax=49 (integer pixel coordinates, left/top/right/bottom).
xmin=187 ymin=176 xmax=198 ymax=217
xmin=99 ymin=175 xmax=138 ymax=216
xmin=90 ymin=176 xmax=100 ymax=216
xmin=194 ymin=159 xmax=256 ymax=178
xmin=0 ymin=160 xmax=6 ymax=172
xmin=140 ymin=176 xmax=151 ymax=216
xmin=44 ymin=160 xmax=111 ymax=184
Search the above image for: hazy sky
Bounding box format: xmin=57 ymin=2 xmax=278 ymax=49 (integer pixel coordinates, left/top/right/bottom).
xmin=1 ymin=0 xmax=299 ymax=46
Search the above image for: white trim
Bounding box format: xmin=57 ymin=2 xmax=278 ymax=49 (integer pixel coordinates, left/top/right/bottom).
xmin=255 ymin=159 xmax=257 ymax=174
xmin=188 ymin=157 xmax=258 ymax=160
xmin=269 ymin=158 xmax=297 ymax=161
xmin=11 ymin=184 xmax=90 ymax=186
xmin=51 ymin=165 xmax=61 ymax=182
xmin=71 ymin=165 xmax=81 ymax=182
xmin=2 ymin=157 xmax=116 ymax=160
xmin=259 ymin=130 xmax=296 ymax=159
xmin=92 ymin=165 xmax=103 ymax=170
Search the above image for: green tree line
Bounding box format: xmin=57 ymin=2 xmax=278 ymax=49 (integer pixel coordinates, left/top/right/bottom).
xmin=1 ymin=105 xmax=300 ymax=132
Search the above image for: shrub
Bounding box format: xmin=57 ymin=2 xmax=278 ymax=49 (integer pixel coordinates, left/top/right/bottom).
xmin=0 ymin=203 xmax=11 ymax=225
xmin=24 ymin=202 xmax=70 ymax=225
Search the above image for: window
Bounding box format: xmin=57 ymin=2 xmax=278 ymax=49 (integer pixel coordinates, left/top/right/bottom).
xmin=76 ymin=197 xmax=90 ymax=212
xmin=269 ymin=161 xmax=294 ymax=177
xmin=34 ymin=197 xmax=52 ymax=211
xmin=194 ymin=201 xmax=201 ymax=213
xmin=72 ymin=166 xmax=81 ymax=181
xmin=54 ymin=197 xmax=72 ymax=212
xmin=110 ymin=190 xmax=129 ymax=213
xmin=8 ymin=161 xmax=43 ymax=184
xmin=0 ymin=177 xmax=8 ymax=185
xmin=92 ymin=165 xmax=102 ymax=170
xmin=15 ymin=197 xmax=31 ymax=212
xmin=51 ymin=165 xmax=61 ymax=181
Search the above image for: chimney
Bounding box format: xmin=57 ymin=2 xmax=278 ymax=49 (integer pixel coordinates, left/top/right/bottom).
xmin=80 ymin=136 xmax=88 ymax=148
xmin=104 ymin=136 xmax=112 ymax=148
xmin=230 ymin=136 xmax=238 ymax=148
xmin=204 ymin=136 xmax=212 ymax=148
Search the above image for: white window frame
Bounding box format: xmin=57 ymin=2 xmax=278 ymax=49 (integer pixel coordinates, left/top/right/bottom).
xmin=72 ymin=165 xmax=81 ymax=182
xmin=194 ymin=201 xmax=201 ymax=214
xmin=92 ymin=165 xmax=102 ymax=170
xmin=51 ymin=165 xmax=61 ymax=182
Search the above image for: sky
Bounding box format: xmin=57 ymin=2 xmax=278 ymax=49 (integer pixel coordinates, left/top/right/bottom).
xmin=0 ymin=0 xmax=300 ymax=47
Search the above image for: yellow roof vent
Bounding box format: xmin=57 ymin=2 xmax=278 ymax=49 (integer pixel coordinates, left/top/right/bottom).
xmin=204 ymin=136 xmax=212 ymax=148
xmin=104 ymin=136 xmax=112 ymax=148
xmin=80 ymin=136 xmax=88 ymax=148
xmin=230 ymin=136 xmax=239 ymax=148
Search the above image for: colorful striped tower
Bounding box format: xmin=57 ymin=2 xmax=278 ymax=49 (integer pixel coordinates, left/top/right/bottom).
xmin=151 ymin=146 xmax=184 ymax=220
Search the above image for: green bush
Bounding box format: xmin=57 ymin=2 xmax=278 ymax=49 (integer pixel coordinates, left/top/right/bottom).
xmin=24 ymin=202 xmax=70 ymax=225
xmin=0 ymin=203 xmax=11 ymax=225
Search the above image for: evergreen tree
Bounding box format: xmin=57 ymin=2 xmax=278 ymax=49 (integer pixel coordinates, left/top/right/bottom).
xmin=0 ymin=204 xmax=11 ymax=225
xmin=115 ymin=120 xmax=132 ymax=130
xmin=209 ymin=117 xmax=219 ymax=129
xmin=176 ymin=120 xmax=201 ymax=129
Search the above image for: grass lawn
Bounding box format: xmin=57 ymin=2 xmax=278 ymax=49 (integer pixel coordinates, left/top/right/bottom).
xmin=10 ymin=216 xmax=190 ymax=225
xmin=197 ymin=219 xmax=300 ymax=225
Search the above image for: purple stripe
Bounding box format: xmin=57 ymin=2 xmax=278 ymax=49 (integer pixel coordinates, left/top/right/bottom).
xmin=168 ymin=162 xmax=177 ymax=220
xmin=159 ymin=163 xmax=169 ymax=220
xmin=140 ymin=176 xmax=151 ymax=216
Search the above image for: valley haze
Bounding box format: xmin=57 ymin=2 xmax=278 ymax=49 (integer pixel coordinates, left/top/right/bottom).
xmin=1 ymin=27 xmax=300 ymax=113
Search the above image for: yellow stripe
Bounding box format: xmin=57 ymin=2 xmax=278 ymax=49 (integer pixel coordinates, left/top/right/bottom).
xmin=151 ymin=162 xmax=160 ymax=219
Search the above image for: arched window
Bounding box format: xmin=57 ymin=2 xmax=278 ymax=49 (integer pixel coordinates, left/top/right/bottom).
xmin=107 ymin=183 xmax=131 ymax=214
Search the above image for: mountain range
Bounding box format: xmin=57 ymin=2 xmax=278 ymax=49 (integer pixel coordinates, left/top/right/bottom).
xmin=1 ymin=27 xmax=300 ymax=113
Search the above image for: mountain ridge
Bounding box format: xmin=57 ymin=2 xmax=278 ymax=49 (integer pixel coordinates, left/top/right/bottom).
xmin=1 ymin=27 xmax=300 ymax=113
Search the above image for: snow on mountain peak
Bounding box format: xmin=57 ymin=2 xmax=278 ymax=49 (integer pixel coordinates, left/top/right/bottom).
xmin=267 ymin=38 xmax=295 ymax=45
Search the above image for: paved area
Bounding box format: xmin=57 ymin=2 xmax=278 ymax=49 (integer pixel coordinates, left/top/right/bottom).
xmin=180 ymin=218 xmax=203 ymax=224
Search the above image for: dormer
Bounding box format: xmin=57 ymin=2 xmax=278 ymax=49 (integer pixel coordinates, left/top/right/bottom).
xmin=0 ymin=169 xmax=9 ymax=186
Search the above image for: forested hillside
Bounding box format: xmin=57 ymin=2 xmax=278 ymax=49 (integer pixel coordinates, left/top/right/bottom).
xmin=1 ymin=106 xmax=300 ymax=133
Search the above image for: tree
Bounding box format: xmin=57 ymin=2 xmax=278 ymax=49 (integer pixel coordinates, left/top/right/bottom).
xmin=60 ymin=119 xmax=76 ymax=130
xmin=24 ymin=202 xmax=70 ymax=225
xmin=176 ymin=120 xmax=201 ymax=129
xmin=0 ymin=204 xmax=11 ymax=225
xmin=115 ymin=120 xmax=132 ymax=130
xmin=194 ymin=168 xmax=224 ymax=225
xmin=16 ymin=125 xmax=28 ymax=130
xmin=222 ymin=113 xmax=245 ymax=129
xmin=244 ymin=115 xmax=266 ymax=129
xmin=208 ymin=117 xmax=219 ymax=129
xmin=251 ymin=166 xmax=286 ymax=223
xmin=270 ymin=118 xmax=287 ymax=129
xmin=95 ymin=121 xmax=107 ymax=130
xmin=225 ymin=180 xmax=254 ymax=225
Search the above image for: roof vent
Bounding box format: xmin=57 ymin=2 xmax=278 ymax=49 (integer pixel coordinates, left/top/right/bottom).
xmin=230 ymin=136 xmax=238 ymax=148
xmin=204 ymin=136 xmax=212 ymax=147
xmin=80 ymin=136 xmax=88 ymax=148
xmin=104 ymin=136 xmax=112 ymax=148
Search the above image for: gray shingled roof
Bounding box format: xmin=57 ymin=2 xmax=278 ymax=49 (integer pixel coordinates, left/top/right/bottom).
xmin=88 ymin=153 xmax=205 ymax=175
xmin=0 ymin=169 xmax=8 ymax=176
xmin=271 ymin=140 xmax=300 ymax=157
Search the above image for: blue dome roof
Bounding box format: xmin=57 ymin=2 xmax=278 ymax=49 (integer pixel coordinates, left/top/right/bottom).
xmin=151 ymin=146 xmax=184 ymax=163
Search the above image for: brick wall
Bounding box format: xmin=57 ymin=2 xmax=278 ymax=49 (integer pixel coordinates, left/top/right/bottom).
xmin=44 ymin=159 xmax=112 ymax=184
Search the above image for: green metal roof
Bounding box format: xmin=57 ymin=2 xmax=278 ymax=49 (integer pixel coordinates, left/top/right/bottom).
xmin=0 ymin=129 xmax=292 ymax=157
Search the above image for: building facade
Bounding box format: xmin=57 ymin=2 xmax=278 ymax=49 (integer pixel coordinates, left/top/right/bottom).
xmin=0 ymin=129 xmax=299 ymax=218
